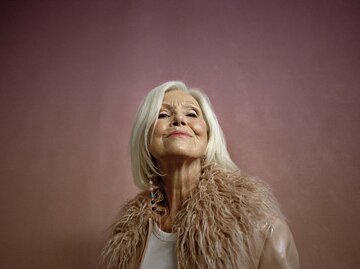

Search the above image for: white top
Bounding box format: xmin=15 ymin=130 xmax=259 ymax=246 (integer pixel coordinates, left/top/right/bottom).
xmin=140 ymin=223 xmax=177 ymax=269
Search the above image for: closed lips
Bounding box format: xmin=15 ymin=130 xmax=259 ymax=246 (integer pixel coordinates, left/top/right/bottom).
xmin=167 ymin=131 xmax=191 ymax=137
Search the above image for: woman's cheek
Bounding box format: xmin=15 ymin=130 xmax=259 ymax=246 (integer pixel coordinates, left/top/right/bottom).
xmin=193 ymin=120 xmax=208 ymax=137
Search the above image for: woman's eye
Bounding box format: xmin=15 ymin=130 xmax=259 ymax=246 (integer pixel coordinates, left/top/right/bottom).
xmin=187 ymin=112 xmax=198 ymax=117
xmin=158 ymin=112 xmax=169 ymax=118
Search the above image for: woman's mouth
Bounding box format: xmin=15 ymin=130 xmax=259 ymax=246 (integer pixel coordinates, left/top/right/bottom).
xmin=168 ymin=131 xmax=191 ymax=137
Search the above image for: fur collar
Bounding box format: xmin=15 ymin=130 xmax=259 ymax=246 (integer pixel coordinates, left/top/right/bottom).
xmin=102 ymin=166 xmax=283 ymax=269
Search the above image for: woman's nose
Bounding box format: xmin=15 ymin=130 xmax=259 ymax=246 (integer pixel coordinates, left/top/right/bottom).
xmin=171 ymin=114 xmax=186 ymax=126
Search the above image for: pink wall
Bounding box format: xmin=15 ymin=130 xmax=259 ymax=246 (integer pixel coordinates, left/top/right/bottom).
xmin=1 ymin=1 xmax=359 ymax=268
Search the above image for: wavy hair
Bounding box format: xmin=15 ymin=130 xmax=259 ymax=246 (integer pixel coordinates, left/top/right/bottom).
xmin=130 ymin=81 xmax=238 ymax=189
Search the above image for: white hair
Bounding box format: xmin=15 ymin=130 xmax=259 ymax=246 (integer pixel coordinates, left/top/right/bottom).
xmin=130 ymin=81 xmax=238 ymax=189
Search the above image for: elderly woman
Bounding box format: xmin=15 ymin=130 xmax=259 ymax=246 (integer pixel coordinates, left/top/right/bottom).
xmin=102 ymin=81 xmax=299 ymax=269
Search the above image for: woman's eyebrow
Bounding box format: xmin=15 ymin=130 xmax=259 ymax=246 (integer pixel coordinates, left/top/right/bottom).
xmin=160 ymin=104 xmax=172 ymax=110
xmin=183 ymin=106 xmax=201 ymax=113
xmin=183 ymin=103 xmax=201 ymax=111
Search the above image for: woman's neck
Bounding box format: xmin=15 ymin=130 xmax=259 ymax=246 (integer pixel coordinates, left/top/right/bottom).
xmin=157 ymin=158 xmax=202 ymax=231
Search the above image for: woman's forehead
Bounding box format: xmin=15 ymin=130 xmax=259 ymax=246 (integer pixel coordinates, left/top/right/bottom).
xmin=162 ymin=90 xmax=200 ymax=107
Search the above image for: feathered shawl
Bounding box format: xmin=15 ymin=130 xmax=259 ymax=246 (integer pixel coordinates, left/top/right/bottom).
xmin=102 ymin=166 xmax=283 ymax=269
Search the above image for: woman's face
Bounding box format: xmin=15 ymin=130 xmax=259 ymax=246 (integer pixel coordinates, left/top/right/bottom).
xmin=149 ymin=90 xmax=208 ymax=163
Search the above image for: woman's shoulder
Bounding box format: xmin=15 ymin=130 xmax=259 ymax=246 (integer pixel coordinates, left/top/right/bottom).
xmin=214 ymin=168 xmax=279 ymax=201
xmin=102 ymin=191 xmax=150 ymax=268
xmin=257 ymin=217 xmax=300 ymax=268
xmin=108 ymin=191 xmax=150 ymax=233
xmin=211 ymin=167 xmax=284 ymax=223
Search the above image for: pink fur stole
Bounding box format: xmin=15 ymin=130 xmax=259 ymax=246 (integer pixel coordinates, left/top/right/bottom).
xmin=102 ymin=166 xmax=283 ymax=269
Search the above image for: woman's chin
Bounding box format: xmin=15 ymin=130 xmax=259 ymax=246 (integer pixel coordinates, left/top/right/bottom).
xmin=159 ymin=151 xmax=203 ymax=162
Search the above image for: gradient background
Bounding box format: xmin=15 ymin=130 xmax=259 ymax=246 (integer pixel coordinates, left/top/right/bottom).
xmin=1 ymin=0 xmax=359 ymax=268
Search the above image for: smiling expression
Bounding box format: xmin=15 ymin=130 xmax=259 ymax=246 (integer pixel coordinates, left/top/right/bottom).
xmin=149 ymin=90 xmax=208 ymax=162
